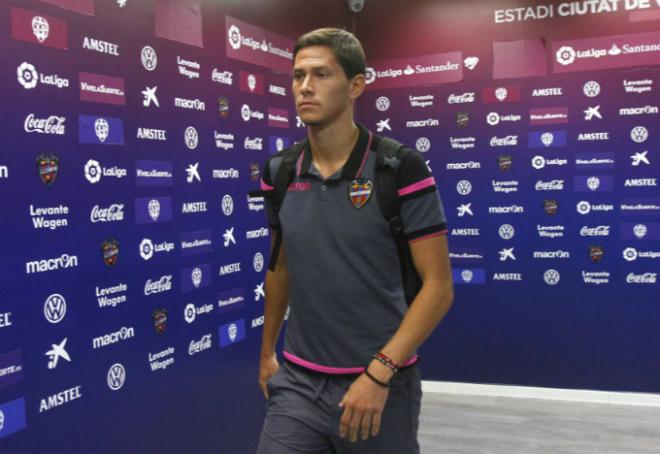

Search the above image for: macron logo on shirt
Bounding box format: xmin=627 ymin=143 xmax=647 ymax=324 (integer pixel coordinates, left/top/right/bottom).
xmin=287 ymin=182 xmax=311 ymax=192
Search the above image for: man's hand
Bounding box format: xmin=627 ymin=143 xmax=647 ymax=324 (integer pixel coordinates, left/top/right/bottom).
xmin=338 ymin=362 xmax=393 ymax=442
xmin=259 ymin=353 xmax=280 ymax=400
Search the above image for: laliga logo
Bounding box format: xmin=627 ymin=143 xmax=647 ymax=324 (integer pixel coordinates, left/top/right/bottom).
xmin=576 ymin=201 xmax=591 ymax=215
xmin=228 ymin=323 xmax=238 ymax=342
xmin=464 ymin=56 xmax=479 ymax=71
xmin=148 ymin=199 xmax=161 ymax=221
xmin=541 ymin=132 xmax=554 ymax=147
xmin=461 ymin=269 xmax=473 ymax=283
xmin=185 ymin=126 xmax=199 ymax=149
xmin=631 ymin=126 xmax=648 ymax=143
xmin=556 ymin=46 xmax=576 ymax=66
xmin=365 ymin=67 xmax=376 ymax=84
xmin=139 ymin=238 xmax=154 ymax=260
xmin=634 ymin=224 xmax=647 ymax=239
xmin=495 ymin=87 xmax=508 ymax=102
xmin=415 ymin=137 xmax=431 ymax=153
xmin=532 ymin=156 xmax=546 ymax=170
xmin=544 ymin=269 xmax=560 ymax=285
xmin=184 ymin=303 xmax=196 ymax=323
xmin=191 ymin=267 xmax=202 ymax=288
xmin=623 ymin=247 xmax=638 ymax=262
xmin=95 ymin=118 xmax=109 ymax=143
xmin=456 ymin=180 xmax=472 ymax=196
xmin=587 ymin=177 xmax=600 ymax=191
xmin=107 ymin=363 xmax=126 ymax=391
xmin=32 ymin=16 xmax=50 ymax=43
xmin=228 ymin=25 xmax=241 ymax=50
xmin=241 ymin=104 xmax=251 ymax=122
xmin=84 ymin=159 xmax=102 ymax=183
xmin=18 ymin=62 xmax=38 ymax=89
xmin=141 ymin=46 xmax=157 ymax=71
xmin=487 ymin=112 xmax=500 ymax=126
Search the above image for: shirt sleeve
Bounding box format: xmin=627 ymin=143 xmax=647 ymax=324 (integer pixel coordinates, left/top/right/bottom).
xmin=395 ymin=149 xmax=448 ymax=243
xmin=260 ymin=155 xmax=280 ymax=230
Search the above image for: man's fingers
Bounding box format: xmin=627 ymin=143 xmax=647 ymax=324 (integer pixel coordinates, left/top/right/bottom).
xmin=371 ymin=411 xmax=382 ymax=436
xmin=360 ymin=410 xmax=373 ymax=440
xmin=348 ymin=409 xmax=363 ymax=442
xmin=339 ymin=406 xmax=354 ymax=438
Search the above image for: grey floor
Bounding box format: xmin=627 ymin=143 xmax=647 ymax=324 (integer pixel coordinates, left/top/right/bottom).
xmin=419 ymin=392 xmax=660 ymax=454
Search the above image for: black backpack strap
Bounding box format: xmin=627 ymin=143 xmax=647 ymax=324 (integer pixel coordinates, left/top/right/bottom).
xmin=266 ymin=140 xmax=306 ymax=271
xmin=375 ymin=137 xmax=422 ymax=306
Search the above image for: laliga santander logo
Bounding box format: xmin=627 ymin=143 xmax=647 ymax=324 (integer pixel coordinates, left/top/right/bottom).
xmin=32 ymin=16 xmax=50 ymax=43
xmin=556 ymin=46 xmax=576 ymax=66
xmin=95 ymin=118 xmax=109 ymax=143
xmin=228 ymin=25 xmax=242 ymax=50
xmin=365 ymin=67 xmax=376 ymax=85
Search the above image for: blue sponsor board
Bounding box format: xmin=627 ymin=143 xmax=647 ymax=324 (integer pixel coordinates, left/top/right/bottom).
xmin=575 ymin=152 xmax=616 ymax=169
xmin=574 ymin=175 xmax=614 ymax=192
xmin=134 ymin=197 xmax=173 ymax=224
xmin=269 ymin=136 xmax=290 ymax=154
xmin=135 ymin=160 xmax=173 ymax=186
xmin=528 ymin=130 xmax=567 ymax=148
xmin=218 ymin=319 xmax=246 ymax=348
xmin=217 ymin=287 xmax=245 ymax=315
xmin=78 ymin=115 xmax=124 ymax=145
xmin=621 ymin=222 xmax=660 ymax=240
xmin=180 ymin=263 xmax=212 ymax=293
xmin=452 ymin=268 xmax=486 ymax=285
xmin=180 ymin=230 xmax=213 ymax=257
xmin=0 ymin=398 xmax=27 ymax=438
xmin=0 ymin=350 xmax=23 ymax=389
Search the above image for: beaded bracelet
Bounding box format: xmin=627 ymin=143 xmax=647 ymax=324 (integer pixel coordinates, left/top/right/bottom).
xmin=373 ymin=352 xmax=400 ymax=373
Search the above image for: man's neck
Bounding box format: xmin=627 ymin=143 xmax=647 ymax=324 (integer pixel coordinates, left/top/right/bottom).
xmin=306 ymin=115 xmax=360 ymax=179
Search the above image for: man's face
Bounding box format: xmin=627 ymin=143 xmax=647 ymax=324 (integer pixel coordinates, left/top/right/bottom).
xmin=292 ymin=45 xmax=363 ymax=127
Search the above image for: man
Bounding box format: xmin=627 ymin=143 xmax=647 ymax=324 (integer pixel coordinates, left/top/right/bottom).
xmin=256 ymin=28 xmax=453 ymax=454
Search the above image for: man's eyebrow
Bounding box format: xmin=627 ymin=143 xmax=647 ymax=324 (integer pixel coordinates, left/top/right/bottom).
xmin=293 ymin=65 xmax=332 ymax=72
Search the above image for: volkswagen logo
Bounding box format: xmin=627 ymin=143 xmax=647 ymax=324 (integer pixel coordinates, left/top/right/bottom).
xmin=415 ymin=137 xmax=431 ymax=153
xmin=583 ymin=80 xmax=600 ymax=97
xmin=253 ymin=252 xmax=264 ymax=273
xmin=456 ymin=180 xmax=472 ymax=196
xmin=498 ymin=224 xmax=515 ymax=240
xmin=185 ymin=126 xmax=199 ymax=150
xmin=141 ymin=45 xmax=158 ymax=71
xmin=44 ymin=294 xmax=66 ymax=324
xmin=107 ymin=363 xmax=126 ymax=391
xmin=221 ymin=195 xmax=234 ymax=216
xmin=543 ymin=269 xmax=560 ymax=285
xmin=630 ymin=126 xmax=648 ymax=143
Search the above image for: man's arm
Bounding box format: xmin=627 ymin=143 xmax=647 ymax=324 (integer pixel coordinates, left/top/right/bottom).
xmin=339 ymin=234 xmax=453 ymax=441
xmin=258 ymin=231 xmax=289 ymax=399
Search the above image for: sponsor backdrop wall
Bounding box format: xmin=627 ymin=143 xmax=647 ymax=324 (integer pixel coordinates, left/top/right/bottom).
xmin=2 ymin=0 xmax=660 ymax=451
xmin=0 ymin=0 xmax=350 ymax=452
xmin=354 ymin=0 xmax=660 ymax=393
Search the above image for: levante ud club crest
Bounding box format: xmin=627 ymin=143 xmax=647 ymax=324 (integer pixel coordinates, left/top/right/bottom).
xmin=101 ymin=238 xmax=120 ymax=267
xmin=349 ymin=179 xmax=373 ymax=208
xmin=152 ymin=308 xmax=168 ymax=334
xmin=37 ymin=152 xmax=59 ymax=185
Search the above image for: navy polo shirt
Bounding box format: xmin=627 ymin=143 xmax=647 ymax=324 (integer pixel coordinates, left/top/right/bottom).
xmin=261 ymin=124 xmax=447 ymax=373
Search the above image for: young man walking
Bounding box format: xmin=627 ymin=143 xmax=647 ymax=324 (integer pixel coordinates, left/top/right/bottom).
xmin=256 ymin=28 xmax=453 ymax=454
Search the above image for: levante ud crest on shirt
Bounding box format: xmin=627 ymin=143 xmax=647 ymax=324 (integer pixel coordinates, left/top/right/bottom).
xmin=349 ymin=179 xmax=373 ymax=209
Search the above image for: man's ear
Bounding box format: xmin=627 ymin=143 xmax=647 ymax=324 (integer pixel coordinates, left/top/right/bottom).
xmin=348 ymin=74 xmax=366 ymax=101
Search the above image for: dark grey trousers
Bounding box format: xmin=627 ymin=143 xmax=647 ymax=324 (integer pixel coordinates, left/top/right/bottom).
xmin=256 ymin=361 xmax=422 ymax=454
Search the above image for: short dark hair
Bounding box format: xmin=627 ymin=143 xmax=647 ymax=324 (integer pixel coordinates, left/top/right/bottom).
xmin=293 ymin=28 xmax=366 ymax=80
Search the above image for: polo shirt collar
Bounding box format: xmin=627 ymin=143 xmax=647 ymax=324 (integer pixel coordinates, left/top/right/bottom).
xmin=297 ymin=124 xmax=373 ymax=180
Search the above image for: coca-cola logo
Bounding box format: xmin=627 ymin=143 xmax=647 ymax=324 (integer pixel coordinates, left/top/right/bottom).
xmin=535 ymin=180 xmax=564 ymax=191
xmin=627 ymin=272 xmax=657 ymax=284
xmin=144 ymin=275 xmax=173 ymax=295
xmin=24 ymin=114 xmax=66 ymax=135
xmin=580 ymin=225 xmax=610 ymax=236
xmin=447 ymin=92 xmax=475 ymax=104
xmin=90 ymin=204 xmax=125 ymax=223
xmin=188 ymin=334 xmax=212 ymax=355
xmin=490 ymin=135 xmax=518 ymax=147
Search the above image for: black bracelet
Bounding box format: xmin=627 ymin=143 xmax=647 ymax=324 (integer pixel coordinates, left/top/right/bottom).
xmin=364 ymin=368 xmax=391 ymax=388
xmin=372 ymin=354 xmax=399 ymax=373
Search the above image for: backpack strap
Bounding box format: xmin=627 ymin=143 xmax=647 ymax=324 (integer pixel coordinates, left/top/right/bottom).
xmin=375 ymin=137 xmax=422 ymax=306
xmin=266 ymin=140 xmax=307 ymax=271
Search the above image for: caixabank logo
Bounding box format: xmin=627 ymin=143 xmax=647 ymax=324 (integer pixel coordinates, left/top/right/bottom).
xmin=79 ymin=115 xmax=124 ymax=145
